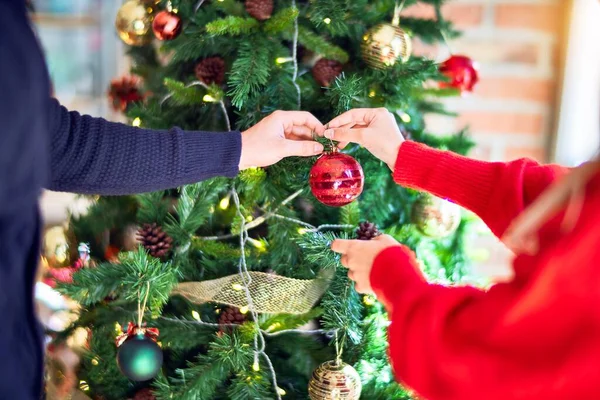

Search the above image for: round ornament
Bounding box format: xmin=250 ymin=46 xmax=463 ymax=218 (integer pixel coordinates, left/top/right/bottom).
xmin=152 ymin=10 xmax=182 ymax=41
xmin=308 ymin=360 xmax=362 ymax=400
xmin=362 ymin=23 xmax=412 ymax=69
xmin=115 ymin=0 xmax=154 ymax=46
xmin=309 ymin=151 xmax=364 ymax=207
xmin=117 ymin=334 xmax=163 ymax=381
xmin=43 ymin=226 xmax=69 ymax=267
xmin=439 ymin=55 xmax=479 ymax=93
xmin=412 ymin=194 xmax=461 ymax=238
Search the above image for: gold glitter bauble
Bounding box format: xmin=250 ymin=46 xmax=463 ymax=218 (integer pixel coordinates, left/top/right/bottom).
xmin=115 ymin=0 xmax=154 ymax=46
xmin=43 ymin=226 xmax=70 ymax=267
xmin=361 ymin=23 xmax=412 ymax=69
xmin=308 ymin=360 xmax=362 ymax=400
xmin=412 ymin=194 xmax=461 ymax=238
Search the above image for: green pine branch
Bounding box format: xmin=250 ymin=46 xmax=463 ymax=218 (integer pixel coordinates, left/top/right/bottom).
xmin=228 ymin=39 xmax=272 ymax=109
xmin=263 ymin=7 xmax=299 ymax=34
xmin=295 ymin=26 xmax=350 ymax=63
xmin=205 ymin=16 xmax=260 ymax=36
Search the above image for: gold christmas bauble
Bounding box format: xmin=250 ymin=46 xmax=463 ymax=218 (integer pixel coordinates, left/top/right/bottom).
xmin=43 ymin=226 xmax=70 ymax=267
xmin=361 ymin=23 xmax=412 ymax=69
xmin=308 ymin=360 xmax=362 ymax=400
xmin=115 ymin=0 xmax=154 ymax=46
xmin=412 ymin=194 xmax=461 ymax=238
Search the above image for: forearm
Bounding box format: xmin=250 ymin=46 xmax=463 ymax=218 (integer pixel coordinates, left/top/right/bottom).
xmin=47 ymin=98 xmax=241 ymax=195
xmin=370 ymin=247 xmax=580 ymax=400
xmin=393 ymin=141 xmax=568 ymax=238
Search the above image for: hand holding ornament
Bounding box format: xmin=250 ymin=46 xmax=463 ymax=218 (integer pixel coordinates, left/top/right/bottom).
xmin=239 ymin=111 xmax=325 ymax=170
xmin=322 ymin=108 xmax=405 ymax=170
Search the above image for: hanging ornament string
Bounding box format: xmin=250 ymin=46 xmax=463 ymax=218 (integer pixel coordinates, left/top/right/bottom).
xmin=137 ymin=281 xmax=151 ymax=328
xmin=291 ymin=0 xmax=301 ymax=109
xmin=392 ymin=0 xmax=405 ymax=26
xmin=194 ymin=0 xmax=206 ymax=12
xmin=433 ymin=1 xmax=454 ymax=55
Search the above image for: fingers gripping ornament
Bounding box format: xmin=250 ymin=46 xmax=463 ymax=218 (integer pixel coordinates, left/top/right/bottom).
xmin=309 ymin=148 xmax=364 ymax=207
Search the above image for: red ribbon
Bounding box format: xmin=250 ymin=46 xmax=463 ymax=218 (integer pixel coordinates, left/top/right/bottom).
xmin=115 ymin=322 xmax=160 ymax=347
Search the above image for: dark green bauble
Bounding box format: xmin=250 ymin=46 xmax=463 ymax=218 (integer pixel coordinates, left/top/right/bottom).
xmin=116 ymin=334 xmax=163 ymax=381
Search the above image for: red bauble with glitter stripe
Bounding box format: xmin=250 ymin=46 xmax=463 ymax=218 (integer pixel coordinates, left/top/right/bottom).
xmin=309 ymin=151 xmax=364 ymax=207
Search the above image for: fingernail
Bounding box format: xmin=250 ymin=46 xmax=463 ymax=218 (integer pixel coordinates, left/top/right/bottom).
xmin=314 ymin=143 xmax=324 ymax=154
xmin=324 ymin=129 xmax=334 ymax=139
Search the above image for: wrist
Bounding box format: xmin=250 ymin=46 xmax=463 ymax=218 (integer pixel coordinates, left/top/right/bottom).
xmin=386 ymin=140 xmax=405 ymax=171
xmin=238 ymin=131 xmax=248 ymax=170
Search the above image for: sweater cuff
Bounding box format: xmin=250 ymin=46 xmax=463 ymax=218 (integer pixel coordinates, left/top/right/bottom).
xmin=370 ymin=245 xmax=427 ymax=310
xmin=182 ymin=130 xmax=242 ymax=180
xmin=392 ymin=141 xmax=499 ymax=215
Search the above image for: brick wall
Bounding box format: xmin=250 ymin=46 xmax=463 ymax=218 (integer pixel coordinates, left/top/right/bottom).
xmin=404 ymin=0 xmax=565 ymax=163
xmin=402 ymin=0 xmax=567 ymax=281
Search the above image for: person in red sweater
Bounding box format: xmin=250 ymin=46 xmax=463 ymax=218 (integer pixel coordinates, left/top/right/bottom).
xmin=320 ymin=108 xmax=600 ymax=400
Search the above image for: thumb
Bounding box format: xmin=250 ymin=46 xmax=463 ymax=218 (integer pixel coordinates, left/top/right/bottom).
xmin=283 ymin=140 xmax=324 ymax=157
xmin=323 ymin=127 xmax=367 ymax=145
xmin=331 ymin=239 xmax=355 ymax=254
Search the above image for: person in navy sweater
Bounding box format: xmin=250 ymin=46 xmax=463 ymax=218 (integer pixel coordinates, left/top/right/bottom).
xmin=0 ymin=1 xmax=325 ymax=398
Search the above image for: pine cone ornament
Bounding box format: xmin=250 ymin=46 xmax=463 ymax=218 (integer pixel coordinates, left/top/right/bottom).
xmin=133 ymin=388 xmax=156 ymax=400
xmin=356 ymin=221 xmax=381 ymax=240
xmin=218 ymin=306 xmax=247 ymax=326
xmin=137 ymin=223 xmax=173 ymax=258
xmin=195 ymin=57 xmax=226 ymax=85
xmin=108 ymin=76 xmax=144 ymax=112
xmin=245 ymin=0 xmax=273 ymax=21
xmin=312 ymin=58 xmax=343 ymax=87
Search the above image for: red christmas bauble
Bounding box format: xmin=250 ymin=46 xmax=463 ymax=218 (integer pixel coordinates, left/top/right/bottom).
xmin=152 ymin=11 xmax=182 ymax=41
xmin=439 ymin=55 xmax=479 ymax=93
xmin=309 ymin=152 xmax=364 ymax=207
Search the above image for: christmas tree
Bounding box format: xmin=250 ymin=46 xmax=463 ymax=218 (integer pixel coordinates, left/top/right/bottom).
xmin=54 ymin=0 xmax=478 ymax=398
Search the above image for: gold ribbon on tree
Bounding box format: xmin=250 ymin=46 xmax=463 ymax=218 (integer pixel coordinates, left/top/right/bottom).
xmin=172 ymin=271 xmax=329 ymax=315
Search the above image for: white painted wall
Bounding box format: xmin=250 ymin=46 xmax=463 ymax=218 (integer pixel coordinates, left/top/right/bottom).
xmin=554 ymin=0 xmax=600 ymax=166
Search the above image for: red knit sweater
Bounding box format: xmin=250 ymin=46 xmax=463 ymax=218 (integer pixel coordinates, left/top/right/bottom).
xmin=370 ymin=141 xmax=600 ymax=400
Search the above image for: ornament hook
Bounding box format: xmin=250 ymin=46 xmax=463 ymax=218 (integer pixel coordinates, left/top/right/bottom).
xmin=392 ymin=0 xmax=406 ymax=26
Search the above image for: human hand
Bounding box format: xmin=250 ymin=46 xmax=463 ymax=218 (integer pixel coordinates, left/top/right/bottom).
xmin=321 ymin=108 xmax=405 ymax=170
xmin=331 ymin=234 xmax=401 ymax=294
xmin=239 ymin=111 xmax=325 ymax=170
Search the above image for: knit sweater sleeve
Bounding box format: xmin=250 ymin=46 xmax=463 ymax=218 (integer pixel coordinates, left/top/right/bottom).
xmin=46 ymin=98 xmax=241 ymax=195
xmin=393 ymin=141 xmax=568 ymax=239
xmin=370 ymin=242 xmax=598 ymax=400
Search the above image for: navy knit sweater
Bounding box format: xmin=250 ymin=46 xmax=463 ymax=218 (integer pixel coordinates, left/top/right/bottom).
xmin=0 ymin=1 xmax=241 ymax=398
